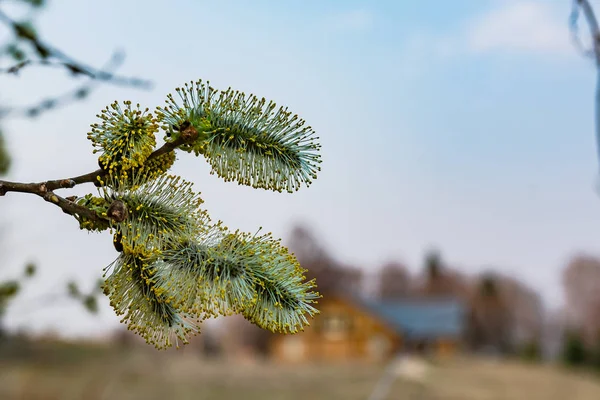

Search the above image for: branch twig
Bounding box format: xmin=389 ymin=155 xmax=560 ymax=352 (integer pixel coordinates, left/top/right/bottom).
xmin=0 ymin=51 xmax=146 ymax=119
xmin=0 ymin=8 xmax=153 ymax=119
xmin=0 ymin=179 xmax=102 ymax=223
xmin=0 ymin=135 xmax=189 ymax=221
xmin=0 ymin=9 xmax=152 ymax=88
xmin=0 ymin=59 xmax=94 ymax=77
xmin=571 ymin=0 xmax=600 ymax=169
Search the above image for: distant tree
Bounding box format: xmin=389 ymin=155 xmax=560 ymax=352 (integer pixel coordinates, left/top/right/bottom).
xmin=589 ymin=331 xmax=600 ymax=370
xmin=377 ymin=262 xmax=410 ymax=300
xmin=419 ymin=249 xmax=444 ymax=295
xmin=223 ymin=315 xmax=272 ymax=358
xmin=417 ymin=249 xmax=466 ymax=298
xmin=288 ymin=224 xmax=362 ymax=296
xmin=501 ymin=275 xmax=544 ymax=345
xmin=561 ymin=330 xmax=588 ymax=367
xmin=562 ymin=255 xmax=600 ymax=345
xmin=519 ymin=339 xmax=542 ymax=363
xmin=466 ymin=273 xmax=513 ymax=354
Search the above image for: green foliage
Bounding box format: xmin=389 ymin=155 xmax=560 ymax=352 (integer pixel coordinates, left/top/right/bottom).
xmin=480 ymin=274 xmax=499 ymax=298
xmin=0 ymin=281 xmax=19 ymax=299
xmin=0 ymin=130 xmax=10 ymax=176
xmin=21 ymin=0 xmax=45 ymax=8
xmin=66 ymin=279 xmax=104 ymax=315
xmin=519 ymin=339 xmax=542 ymax=363
xmin=0 ymin=262 xmax=36 ymax=317
xmin=561 ymin=330 xmax=588 ymax=366
xmin=77 ymin=79 xmax=322 ymax=349
xmin=23 ymin=263 xmax=36 ymax=277
xmin=590 ymin=333 xmax=600 ymax=371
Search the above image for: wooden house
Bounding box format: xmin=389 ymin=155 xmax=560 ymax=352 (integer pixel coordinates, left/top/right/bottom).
xmin=270 ymin=294 xmax=466 ymax=363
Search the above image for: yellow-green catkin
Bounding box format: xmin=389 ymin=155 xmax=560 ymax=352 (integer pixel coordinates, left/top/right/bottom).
xmin=156 ymin=80 xmax=322 ymax=193
xmin=75 ymin=194 xmax=111 ymax=232
xmin=88 ymin=101 xmax=158 ymax=184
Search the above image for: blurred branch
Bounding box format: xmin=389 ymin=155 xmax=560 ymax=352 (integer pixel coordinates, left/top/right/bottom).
xmin=0 ymin=51 xmax=147 ymax=119
xmin=0 ymin=59 xmax=94 ymax=76
xmin=0 ymin=7 xmax=153 ymax=119
xmin=0 ymin=9 xmax=152 ymax=88
xmin=570 ymin=0 xmax=600 ymax=169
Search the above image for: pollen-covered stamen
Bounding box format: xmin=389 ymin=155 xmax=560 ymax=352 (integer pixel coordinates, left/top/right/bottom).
xmin=102 ymin=253 xmax=200 ymax=350
xmin=74 ymin=194 xmax=111 ymax=232
xmin=239 ymin=233 xmax=320 ymax=334
xmin=155 ymin=80 xmax=322 ymax=193
xmin=118 ymin=150 xmax=177 ymax=189
xmin=103 ymin=174 xmax=207 ymax=253
xmin=88 ymin=101 xmax=158 ymax=180
xmin=155 ymin=224 xmax=257 ymax=318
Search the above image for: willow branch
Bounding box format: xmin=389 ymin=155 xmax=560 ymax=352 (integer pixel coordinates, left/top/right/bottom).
xmin=0 ymin=122 xmax=196 ymax=228
xmin=0 ymin=140 xmax=180 ymax=191
xmin=65 ymin=135 xmax=189 ymax=188
xmin=0 ymin=179 xmax=103 ymax=223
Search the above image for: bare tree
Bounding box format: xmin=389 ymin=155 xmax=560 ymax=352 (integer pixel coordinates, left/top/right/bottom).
xmin=377 ymin=261 xmax=411 ymax=300
xmin=414 ymin=249 xmax=467 ymax=298
xmin=288 ymin=224 xmax=363 ymax=296
xmin=563 ymin=254 xmax=600 ymax=344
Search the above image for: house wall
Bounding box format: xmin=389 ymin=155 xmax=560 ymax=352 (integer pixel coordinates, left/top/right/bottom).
xmin=270 ymin=297 xmax=401 ymax=364
xmin=433 ymin=338 xmax=459 ymax=358
xmin=270 ymin=297 xmax=463 ymax=363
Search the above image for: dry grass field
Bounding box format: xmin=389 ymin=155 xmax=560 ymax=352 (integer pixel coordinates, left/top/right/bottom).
xmin=0 ymin=343 xmax=599 ymax=400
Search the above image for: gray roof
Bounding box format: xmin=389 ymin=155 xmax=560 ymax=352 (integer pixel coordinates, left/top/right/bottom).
xmin=358 ymin=298 xmax=466 ymax=340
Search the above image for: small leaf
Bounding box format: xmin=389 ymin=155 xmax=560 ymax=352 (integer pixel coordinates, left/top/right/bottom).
xmin=0 ymin=281 xmax=20 ymax=298
xmin=67 ymin=281 xmax=80 ymax=298
xmin=83 ymin=295 xmax=98 ymax=314
xmin=24 ymin=263 xmax=36 ymax=277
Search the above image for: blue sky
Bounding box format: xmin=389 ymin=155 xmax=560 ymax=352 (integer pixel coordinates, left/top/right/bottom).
xmin=1 ymin=0 xmax=599 ymax=337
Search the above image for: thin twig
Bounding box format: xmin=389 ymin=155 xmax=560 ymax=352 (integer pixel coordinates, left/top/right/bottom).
xmin=0 ymin=51 xmax=144 ymax=119
xmin=0 ymin=7 xmax=153 ymax=119
xmin=0 ymin=178 xmax=103 ymax=222
xmin=0 ymin=59 xmax=94 ymax=76
xmin=0 ymin=134 xmax=189 ymax=222
xmin=0 ymin=9 xmax=152 ymax=88
xmin=571 ymin=0 xmax=600 ymax=169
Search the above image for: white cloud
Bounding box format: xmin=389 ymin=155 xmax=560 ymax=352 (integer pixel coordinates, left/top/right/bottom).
xmin=463 ymin=1 xmax=572 ymax=56
xmin=326 ymin=9 xmax=374 ymax=33
xmin=406 ymin=1 xmax=575 ymax=60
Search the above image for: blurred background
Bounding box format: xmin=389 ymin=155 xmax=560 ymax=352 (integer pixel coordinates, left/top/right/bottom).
xmin=2 ymin=0 xmax=600 ymax=399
